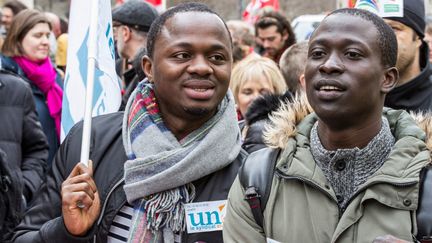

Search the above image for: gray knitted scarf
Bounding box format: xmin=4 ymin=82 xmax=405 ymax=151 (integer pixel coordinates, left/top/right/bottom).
xmin=310 ymin=118 xmax=395 ymax=211
xmin=122 ymin=81 xmax=241 ymax=242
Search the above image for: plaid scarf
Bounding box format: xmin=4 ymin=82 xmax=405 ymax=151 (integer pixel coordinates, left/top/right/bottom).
xmin=122 ymin=80 xmax=241 ymax=243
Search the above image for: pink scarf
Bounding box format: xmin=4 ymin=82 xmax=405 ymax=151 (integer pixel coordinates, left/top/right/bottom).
xmin=13 ymin=56 xmax=63 ymax=139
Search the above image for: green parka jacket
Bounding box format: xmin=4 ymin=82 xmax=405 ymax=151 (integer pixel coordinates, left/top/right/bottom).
xmin=224 ymin=99 xmax=431 ymax=243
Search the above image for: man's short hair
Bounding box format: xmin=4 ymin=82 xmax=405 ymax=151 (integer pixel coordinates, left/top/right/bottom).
xmin=329 ymin=8 xmax=398 ymax=68
xmin=279 ymin=41 xmax=308 ymax=93
xmin=255 ymin=11 xmax=296 ymax=48
xmin=146 ymin=2 xmax=231 ymax=59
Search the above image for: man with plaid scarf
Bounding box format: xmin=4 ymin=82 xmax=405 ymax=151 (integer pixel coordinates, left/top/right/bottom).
xmin=11 ymin=3 xmax=246 ymax=243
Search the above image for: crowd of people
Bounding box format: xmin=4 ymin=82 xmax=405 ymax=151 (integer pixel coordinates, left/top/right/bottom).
xmin=0 ymin=0 xmax=432 ymax=242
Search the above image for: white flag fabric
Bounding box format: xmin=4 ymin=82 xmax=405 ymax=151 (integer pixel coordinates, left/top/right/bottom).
xmin=61 ymin=0 xmax=121 ymax=141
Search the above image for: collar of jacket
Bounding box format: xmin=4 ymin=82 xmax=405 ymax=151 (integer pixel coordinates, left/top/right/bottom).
xmin=275 ymin=108 xmax=430 ymax=197
xmin=123 ymin=67 xmax=136 ymax=86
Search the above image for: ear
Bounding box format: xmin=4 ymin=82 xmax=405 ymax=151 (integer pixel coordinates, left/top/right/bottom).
xmin=381 ymin=67 xmax=399 ymax=94
xmin=415 ymin=34 xmax=422 ymax=49
xmin=282 ymin=31 xmax=289 ymax=41
xmin=299 ymin=73 xmax=306 ymax=90
xmin=123 ymin=26 xmax=132 ymax=42
xmin=142 ymin=55 xmax=153 ymax=83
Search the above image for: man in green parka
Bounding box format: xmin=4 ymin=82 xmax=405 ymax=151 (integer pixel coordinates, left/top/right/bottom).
xmin=224 ymin=8 xmax=431 ymax=243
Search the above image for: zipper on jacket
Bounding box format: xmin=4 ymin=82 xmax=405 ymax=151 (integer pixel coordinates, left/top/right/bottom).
xmin=93 ymin=178 xmax=124 ymax=243
xmin=96 ymin=178 xmax=125 ymax=226
xmin=277 ymin=169 xmax=418 ymax=217
xmin=275 ymin=169 xmax=338 ymax=203
xmin=277 ymin=169 xmax=343 ymax=219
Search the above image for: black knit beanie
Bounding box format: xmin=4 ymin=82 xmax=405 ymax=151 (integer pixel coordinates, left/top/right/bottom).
xmin=384 ymin=0 xmax=425 ymax=38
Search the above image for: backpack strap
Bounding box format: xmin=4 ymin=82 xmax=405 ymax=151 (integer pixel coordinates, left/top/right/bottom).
xmin=239 ymin=147 xmax=281 ymax=228
xmin=239 ymin=149 xmax=432 ymax=239
xmin=416 ymin=165 xmax=432 ymax=242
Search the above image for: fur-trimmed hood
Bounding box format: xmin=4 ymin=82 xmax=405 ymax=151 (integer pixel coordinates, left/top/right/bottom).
xmin=244 ymin=91 xmax=294 ymax=126
xmin=263 ymin=92 xmax=312 ymax=149
xmin=241 ymin=91 xmax=294 ymax=154
xmin=263 ymin=94 xmax=432 ymax=152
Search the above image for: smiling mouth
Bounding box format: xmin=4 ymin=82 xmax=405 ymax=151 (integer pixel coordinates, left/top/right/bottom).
xmin=192 ymin=88 xmax=210 ymax=92
xmin=319 ymin=85 xmax=343 ymax=91
xmin=184 ymin=86 xmax=215 ymax=100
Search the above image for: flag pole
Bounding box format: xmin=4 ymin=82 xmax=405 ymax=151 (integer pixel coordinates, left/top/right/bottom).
xmin=80 ymin=0 xmax=99 ymax=167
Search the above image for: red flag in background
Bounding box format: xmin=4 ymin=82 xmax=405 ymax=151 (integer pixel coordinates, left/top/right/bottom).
xmin=115 ymin=0 xmax=165 ymax=12
xmin=242 ymin=0 xmax=280 ymax=24
xmin=115 ymin=0 xmax=125 ymax=7
xmin=146 ymin=0 xmax=165 ymax=11
xmin=348 ymin=0 xmax=357 ymax=8
xmin=146 ymin=0 xmax=161 ymax=5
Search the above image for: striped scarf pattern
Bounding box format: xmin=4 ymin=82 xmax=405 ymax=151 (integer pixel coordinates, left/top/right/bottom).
xmin=122 ymin=80 xmax=241 ymax=243
xmin=126 ymin=84 xmax=165 ymax=157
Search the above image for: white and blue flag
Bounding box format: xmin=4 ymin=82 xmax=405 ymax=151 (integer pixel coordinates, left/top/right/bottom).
xmin=61 ymin=0 xmax=121 ymax=141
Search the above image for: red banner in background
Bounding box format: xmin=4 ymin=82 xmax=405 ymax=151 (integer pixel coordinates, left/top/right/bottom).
xmin=348 ymin=0 xmax=357 ymax=8
xmin=146 ymin=0 xmax=165 ymax=12
xmin=242 ymin=0 xmax=280 ymax=24
xmin=146 ymin=0 xmax=161 ymax=6
xmin=115 ymin=0 xmax=165 ymax=12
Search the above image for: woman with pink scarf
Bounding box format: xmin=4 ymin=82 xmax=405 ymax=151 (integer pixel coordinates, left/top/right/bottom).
xmin=1 ymin=9 xmax=62 ymax=165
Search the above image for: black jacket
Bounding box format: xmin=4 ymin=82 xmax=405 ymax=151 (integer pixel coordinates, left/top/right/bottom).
xmin=0 ymin=70 xmax=48 ymax=240
xmin=11 ymin=112 xmax=247 ymax=243
xmin=120 ymin=67 xmax=142 ymax=111
xmin=119 ymin=48 xmax=147 ymax=111
xmin=242 ymin=92 xmax=293 ymax=153
xmin=0 ymin=55 xmax=61 ymax=165
xmin=385 ymin=42 xmax=432 ymax=113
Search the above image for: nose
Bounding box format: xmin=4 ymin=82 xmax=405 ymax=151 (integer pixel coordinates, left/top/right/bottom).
xmin=262 ymin=40 xmax=271 ymax=48
xmin=251 ymin=91 xmax=261 ymax=100
xmin=41 ymin=35 xmax=50 ymax=44
xmin=319 ymin=52 xmax=345 ymax=74
xmin=187 ymin=55 xmax=213 ymax=76
xmin=245 ymin=91 xmax=261 ymax=107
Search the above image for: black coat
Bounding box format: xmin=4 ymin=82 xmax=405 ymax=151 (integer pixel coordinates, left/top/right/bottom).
xmin=0 ymin=70 xmax=48 ymax=239
xmin=385 ymin=42 xmax=432 ymax=113
xmin=11 ymin=112 xmax=247 ymax=243
xmin=0 ymin=55 xmax=61 ymax=165
xmin=242 ymin=91 xmax=293 ymax=153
